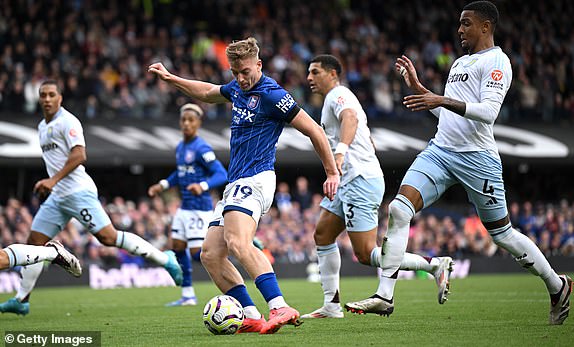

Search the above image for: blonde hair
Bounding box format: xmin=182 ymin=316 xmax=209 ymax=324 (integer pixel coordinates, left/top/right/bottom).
xmin=225 ymin=37 xmax=260 ymax=63
xmin=180 ymin=103 xmax=204 ymax=118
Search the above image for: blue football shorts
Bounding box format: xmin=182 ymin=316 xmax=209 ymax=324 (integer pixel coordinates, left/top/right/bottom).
xmin=31 ymin=190 xmax=112 ymax=238
xmin=402 ymin=141 xmax=507 ymax=223
xmin=320 ymin=175 xmax=384 ymax=232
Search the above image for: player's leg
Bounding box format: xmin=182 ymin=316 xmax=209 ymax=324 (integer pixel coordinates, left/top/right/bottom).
xmin=301 ymin=207 xmax=346 ymax=319
xmin=459 ymin=150 xmax=570 ymax=325
xmin=201 ymin=223 xmax=265 ymax=333
xmin=399 ymin=253 xmax=454 ymax=304
xmin=0 ymin=194 xmax=67 ymax=316
xmin=165 ymin=208 xmax=197 ymax=306
xmin=347 ymin=144 xmax=455 ymax=314
xmin=1 ymin=242 xmax=81 ymax=276
xmin=63 ymin=190 xmax=181 ymax=285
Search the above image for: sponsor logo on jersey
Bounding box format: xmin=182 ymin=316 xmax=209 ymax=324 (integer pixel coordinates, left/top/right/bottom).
xmin=275 ymin=93 xmax=295 ymax=113
xmin=446 ymin=72 xmax=469 ymax=84
xmin=178 ymin=164 xmax=196 ymax=176
xmin=247 ymin=95 xmax=260 ymax=109
xmin=41 ymin=143 xmax=58 ymax=152
xmin=232 ymin=104 xmax=256 ymax=124
xmin=491 ymin=69 xmax=503 ymax=81
xmin=202 ymin=151 xmax=216 ymax=163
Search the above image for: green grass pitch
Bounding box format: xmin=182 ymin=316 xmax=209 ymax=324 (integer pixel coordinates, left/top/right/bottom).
xmin=1 ymin=274 xmax=572 ymax=346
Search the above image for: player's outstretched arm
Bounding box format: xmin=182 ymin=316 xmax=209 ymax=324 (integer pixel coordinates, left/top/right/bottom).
xmin=148 ymin=62 xmax=228 ymax=104
xmin=290 ymin=109 xmax=339 ymax=200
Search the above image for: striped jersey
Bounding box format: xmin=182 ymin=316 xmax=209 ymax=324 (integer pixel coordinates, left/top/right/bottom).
xmin=166 ymin=136 xmax=227 ymax=211
xmin=220 ymin=74 xmax=300 ymax=181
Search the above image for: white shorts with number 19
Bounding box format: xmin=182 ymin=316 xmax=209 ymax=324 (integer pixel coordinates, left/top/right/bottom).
xmin=209 ymin=170 xmax=276 ymax=227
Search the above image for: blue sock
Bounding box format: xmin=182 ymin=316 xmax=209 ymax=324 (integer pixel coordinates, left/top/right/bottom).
xmin=175 ymin=249 xmax=192 ymax=288
xmin=255 ymin=272 xmax=282 ymax=302
xmin=191 ymin=249 xmax=201 ymax=262
xmin=226 ymin=284 xmax=255 ymax=308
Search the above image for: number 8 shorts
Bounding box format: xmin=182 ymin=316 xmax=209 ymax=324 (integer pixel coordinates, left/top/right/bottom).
xmin=31 ymin=190 xmax=112 ymax=238
xmin=209 ymin=170 xmax=276 ymax=227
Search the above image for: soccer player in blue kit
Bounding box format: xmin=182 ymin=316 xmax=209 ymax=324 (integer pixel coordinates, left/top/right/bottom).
xmin=149 ymin=37 xmax=339 ymax=334
xmin=148 ymin=103 xmax=228 ymax=307
xmin=346 ymin=1 xmax=572 ymax=325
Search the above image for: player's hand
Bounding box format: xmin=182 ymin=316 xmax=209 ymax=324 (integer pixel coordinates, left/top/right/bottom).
xmin=403 ymin=92 xmax=443 ymax=112
xmin=148 ymin=184 xmax=162 ymax=197
xmin=395 ymin=55 xmax=419 ymax=89
xmin=335 ymin=153 xmax=344 ymax=176
xmin=323 ymin=174 xmax=339 ymax=201
xmin=187 ymin=183 xmax=204 ymax=195
xmin=33 ymin=178 xmax=55 ymax=199
xmin=148 ymin=62 xmax=171 ymax=81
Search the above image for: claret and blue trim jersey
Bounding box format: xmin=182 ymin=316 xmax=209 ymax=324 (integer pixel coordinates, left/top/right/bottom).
xmin=220 ymin=74 xmax=300 ymax=182
xmin=166 ymin=136 xmax=227 ymax=211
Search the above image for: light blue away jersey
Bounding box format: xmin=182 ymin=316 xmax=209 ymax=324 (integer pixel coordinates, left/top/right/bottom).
xmin=166 ymin=136 xmax=227 ymax=211
xmin=220 ymin=74 xmax=300 ymax=182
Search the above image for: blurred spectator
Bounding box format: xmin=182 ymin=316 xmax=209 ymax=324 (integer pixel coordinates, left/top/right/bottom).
xmin=0 ymin=1 xmax=572 ymax=123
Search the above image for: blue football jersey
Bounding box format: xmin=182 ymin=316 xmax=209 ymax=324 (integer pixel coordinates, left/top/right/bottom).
xmin=166 ymin=136 xmax=227 ymax=211
xmin=220 ymin=74 xmax=300 ymax=182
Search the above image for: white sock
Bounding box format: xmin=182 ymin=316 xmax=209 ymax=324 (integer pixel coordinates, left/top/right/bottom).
xmin=379 ymin=196 xmax=415 ymax=291
xmin=317 ymin=243 xmax=341 ymax=308
xmin=182 ymin=286 xmax=195 ymax=298
xmin=4 ymin=244 xmax=57 ymax=268
xmin=493 ymin=226 xmax=562 ymax=293
xmin=268 ymin=296 xmax=288 ymax=310
xmin=115 ymin=230 xmax=168 ymax=265
xmin=243 ymin=305 xmax=263 ymax=319
xmin=375 ymin=270 xmax=397 ymax=301
xmin=400 ymin=253 xmax=435 ymax=273
xmin=15 ymin=262 xmax=44 ymax=301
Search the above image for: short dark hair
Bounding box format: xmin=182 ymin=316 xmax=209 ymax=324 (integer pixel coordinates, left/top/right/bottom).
xmin=464 ymin=1 xmax=499 ymax=30
xmin=40 ymin=79 xmax=61 ymax=94
xmin=310 ymin=55 xmax=342 ymax=76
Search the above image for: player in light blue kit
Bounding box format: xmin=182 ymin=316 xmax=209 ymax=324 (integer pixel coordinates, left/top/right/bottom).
xmin=0 ymin=80 xmax=182 ymax=316
xmin=346 ymin=1 xmax=572 ymax=325
xmin=149 ymin=37 xmax=339 ymax=334
xmin=148 ymin=103 xmax=227 ymax=307
xmin=302 ymin=55 xmax=453 ymax=320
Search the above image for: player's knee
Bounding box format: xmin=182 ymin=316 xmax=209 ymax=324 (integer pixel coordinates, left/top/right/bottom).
xmin=388 ymin=198 xmax=414 ymax=228
xmin=95 ymin=230 xmax=117 ymax=246
xmin=353 ymin=249 xmax=372 ymax=265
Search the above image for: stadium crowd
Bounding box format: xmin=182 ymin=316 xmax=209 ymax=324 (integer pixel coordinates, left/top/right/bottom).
xmin=1 ymin=0 xmax=573 ymax=123
xmin=1 ymin=177 xmax=573 ymax=267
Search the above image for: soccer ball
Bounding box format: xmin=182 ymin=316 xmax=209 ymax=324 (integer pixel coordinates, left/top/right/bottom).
xmin=203 ymin=295 xmax=244 ymax=335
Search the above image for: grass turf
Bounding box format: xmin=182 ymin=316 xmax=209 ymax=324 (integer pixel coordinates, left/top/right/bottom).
xmin=1 ymin=273 xmax=572 ymax=346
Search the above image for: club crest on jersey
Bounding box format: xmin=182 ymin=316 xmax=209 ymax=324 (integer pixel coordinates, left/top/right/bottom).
xmin=47 ymin=127 xmax=53 ymax=138
xmin=247 ymin=95 xmax=260 ymax=109
xmin=185 ymin=150 xmax=195 ymax=163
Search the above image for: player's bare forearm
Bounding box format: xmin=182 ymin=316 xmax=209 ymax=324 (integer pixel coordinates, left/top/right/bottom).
xmin=148 ymin=62 xmax=227 ymax=104
xmin=169 ymin=76 xmax=227 ymax=104
xmin=403 ymin=93 xmax=466 ymax=115
xmin=51 ymin=146 xmax=86 ymax=183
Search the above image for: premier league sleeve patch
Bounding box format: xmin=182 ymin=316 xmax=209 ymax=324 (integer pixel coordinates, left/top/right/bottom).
xmin=247 ymin=95 xmax=260 ymax=109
